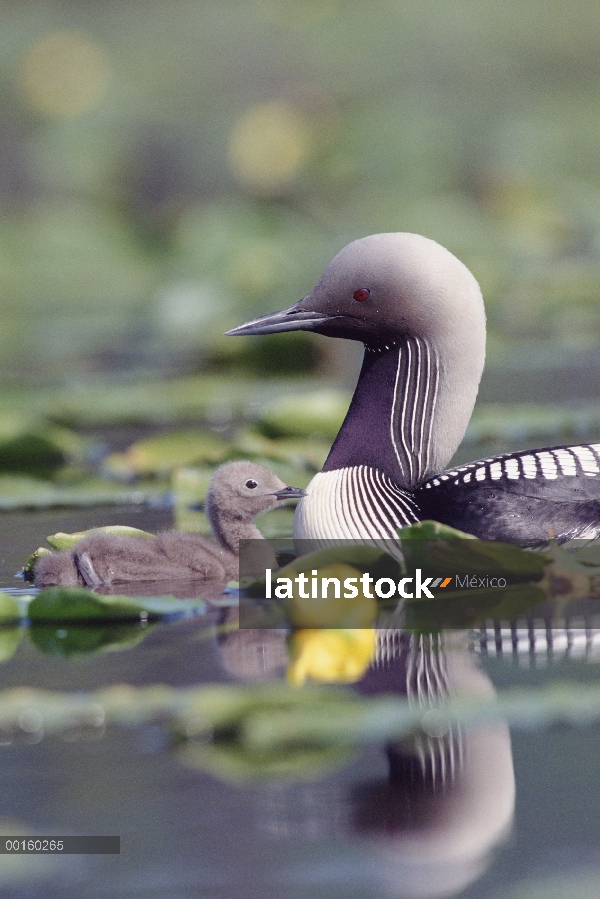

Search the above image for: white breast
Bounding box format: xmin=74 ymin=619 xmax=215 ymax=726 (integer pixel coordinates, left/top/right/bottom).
xmin=293 ymin=466 xmax=419 ymax=545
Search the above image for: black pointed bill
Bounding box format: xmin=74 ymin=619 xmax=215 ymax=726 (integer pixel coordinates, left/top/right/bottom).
xmin=225 ymin=303 xmax=337 ymax=336
xmin=272 ymin=486 xmax=307 ymax=500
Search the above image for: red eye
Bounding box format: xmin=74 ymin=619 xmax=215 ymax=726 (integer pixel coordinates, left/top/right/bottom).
xmin=353 ymin=288 xmax=370 ymax=302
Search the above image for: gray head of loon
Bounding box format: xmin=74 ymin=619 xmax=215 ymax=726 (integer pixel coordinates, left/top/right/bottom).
xmin=227 ymin=233 xmax=487 ymax=481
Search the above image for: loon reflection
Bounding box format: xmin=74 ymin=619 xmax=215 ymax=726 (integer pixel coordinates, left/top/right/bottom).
xmin=220 ymin=622 xmax=515 ymax=899
xmin=354 ymin=634 xmax=515 ymax=899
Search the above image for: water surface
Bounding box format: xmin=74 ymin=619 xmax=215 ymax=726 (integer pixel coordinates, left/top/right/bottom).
xmin=0 ymin=506 xmax=598 ymax=899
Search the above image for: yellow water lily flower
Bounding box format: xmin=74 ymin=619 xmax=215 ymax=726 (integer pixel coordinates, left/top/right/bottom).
xmin=287 ymin=628 xmax=376 ymax=686
xmin=284 ymin=563 xmax=378 ymax=628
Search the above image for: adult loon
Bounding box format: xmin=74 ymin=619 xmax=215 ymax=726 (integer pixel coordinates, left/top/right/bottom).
xmin=34 ymin=461 xmax=305 ymax=587
xmin=227 ymin=233 xmax=600 ymax=545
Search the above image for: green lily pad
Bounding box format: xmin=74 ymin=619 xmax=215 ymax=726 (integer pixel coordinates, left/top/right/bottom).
xmin=240 ymin=543 xmax=400 ymax=599
xmin=46 ymin=525 xmax=155 ymax=552
xmin=257 ymin=389 xmax=350 ymax=440
xmin=276 ymin=544 xmax=400 ymax=580
xmin=553 ymin=542 xmax=600 ymax=569
xmin=103 ymin=430 xmax=231 ymax=478
xmin=399 ymin=520 xmax=477 ymax=541
xmin=28 ymin=587 xmax=207 ymax=622
xmin=234 ymin=427 xmax=330 ymax=471
xmin=399 ymin=520 xmax=549 ymax=584
xmin=21 ymin=546 xmax=52 ymax=582
xmin=0 ymin=474 xmax=165 ymax=511
xmin=0 ymin=628 xmax=24 ymax=662
xmin=405 ymin=583 xmax=548 ymax=629
xmin=180 ymin=738 xmax=352 ymax=784
xmin=29 ymin=623 xmax=155 ymax=657
xmin=0 ymin=593 xmax=22 ymax=624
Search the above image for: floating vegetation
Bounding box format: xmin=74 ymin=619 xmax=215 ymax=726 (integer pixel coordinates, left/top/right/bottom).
xmin=28 ymin=587 xmax=206 ymax=623
xmin=238 ymin=525 xmax=600 ymax=631
xmin=28 ymin=622 xmax=153 ymax=659
xmin=0 ymin=677 xmax=598 ymax=784
xmin=465 ymin=401 xmax=600 ymax=449
xmin=0 ymin=586 xmax=210 ymax=660
xmin=45 ymin=525 xmax=155 ymax=552
xmin=0 ymin=475 xmax=163 ymax=511
xmin=1 ymin=373 xmax=600 ymax=518
xmin=103 ymin=430 xmax=232 ymax=479
xmin=0 ymin=587 xmax=206 ymax=626
xmin=256 ymin=389 xmax=350 ymax=440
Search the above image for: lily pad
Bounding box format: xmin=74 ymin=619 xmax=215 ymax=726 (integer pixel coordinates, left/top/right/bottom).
xmin=29 ymin=623 xmax=155 ymax=658
xmin=555 ymin=542 xmax=600 ymax=569
xmin=405 ymin=583 xmax=548 ymax=629
xmin=234 ymin=427 xmax=330 ymax=471
xmin=46 ymin=525 xmax=155 ymax=552
xmin=0 ymin=628 xmax=24 ymax=662
xmin=0 ymin=474 xmax=164 ymax=511
xmin=240 ymin=543 xmax=400 ymax=600
xmin=399 ymin=521 xmax=477 ymax=541
xmin=103 ymin=430 xmax=231 ymax=478
xmin=180 ymin=738 xmax=351 ymax=784
xmin=28 ymin=587 xmax=207 ymax=622
xmin=0 ymin=593 xmax=22 ymax=624
xmin=276 ymin=543 xmax=401 ymax=580
xmin=257 ymin=389 xmax=350 ymax=440
xmin=24 ymin=375 xmax=262 ymax=428
xmin=399 ymin=520 xmax=549 ymax=583
xmin=21 ymin=546 xmax=52 ymax=582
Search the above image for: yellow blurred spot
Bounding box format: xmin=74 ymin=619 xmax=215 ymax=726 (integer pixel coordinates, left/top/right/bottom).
xmin=18 ymin=31 xmax=110 ymax=118
xmin=228 ymin=100 xmax=312 ymax=193
xmin=228 ymin=241 xmax=288 ymax=296
xmin=288 ymin=628 xmax=376 ymax=686
xmin=285 ymin=563 xmax=378 ymax=628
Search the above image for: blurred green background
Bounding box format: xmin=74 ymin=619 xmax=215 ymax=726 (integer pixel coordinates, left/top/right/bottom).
xmin=3 ymin=0 xmax=600 ymax=381
xmin=2 ymin=0 xmax=600 ymax=515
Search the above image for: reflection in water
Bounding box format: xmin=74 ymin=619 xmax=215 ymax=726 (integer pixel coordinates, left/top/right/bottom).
xmin=372 ymin=632 xmax=465 ymax=789
xmin=227 ymin=625 xmax=516 ymax=899
xmin=216 ymin=607 xmax=289 ymax=680
xmin=93 ymin=577 xmax=228 ymax=599
xmin=474 ymin=618 xmax=600 ymax=663
xmin=359 ymin=633 xmax=515 ymax=898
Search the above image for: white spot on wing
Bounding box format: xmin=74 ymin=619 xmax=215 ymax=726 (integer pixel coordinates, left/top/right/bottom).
xmin=504 ymin=458 xmax=520 ymax=480
xmin=537 ymin=451 xmax=558 ymax=479
xmin=520 ymin=454 xmax=537 ymax=478
xmin=475 ymin=467 xmax=486 ymax=482
xmin=552 ymin=449 xmax=577 ymax=475
xmin=571 ymin=445 xmax=599 ymax=475
xmin=489 ymin=461 xmax=503 ymax=480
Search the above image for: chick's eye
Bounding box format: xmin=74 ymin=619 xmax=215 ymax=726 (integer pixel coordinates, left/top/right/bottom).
xmin=353 ymin=288 xmax=370 ymax=302
xmin=245 ymin=479 xmax=258 ymax=489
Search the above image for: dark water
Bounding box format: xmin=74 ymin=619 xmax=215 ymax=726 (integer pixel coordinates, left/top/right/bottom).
xmin=0 ymin=507 xmax=599 ymax=898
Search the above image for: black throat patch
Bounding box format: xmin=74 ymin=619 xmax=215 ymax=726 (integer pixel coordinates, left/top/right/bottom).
xmin=323 ymin=336 xmax=439 ymax=488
